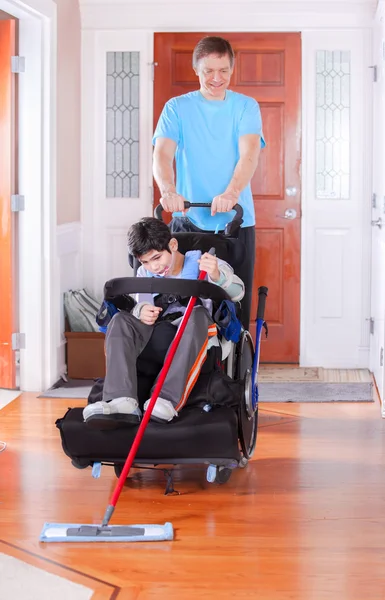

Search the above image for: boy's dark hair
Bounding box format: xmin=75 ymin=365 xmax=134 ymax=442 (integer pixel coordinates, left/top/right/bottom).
xmin=192 ymin=36 xmax=235 ymax=69
xmin=127 ymin=217 xmax=172 ymax=258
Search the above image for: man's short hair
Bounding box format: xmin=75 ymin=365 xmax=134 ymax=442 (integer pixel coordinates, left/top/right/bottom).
xmin=192 ymin=36 xmax=235 ymax=69
xmin=127 ymin=217 xmax=172 ymax=259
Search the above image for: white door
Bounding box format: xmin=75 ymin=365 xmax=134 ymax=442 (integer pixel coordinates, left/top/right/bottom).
xmin=301 ymin=30 xmax=372 ymax=369
xmin=82 ymin=31 xmax=154 ymax=298
xmin=370 ymin=3 xmax=385 ymax=416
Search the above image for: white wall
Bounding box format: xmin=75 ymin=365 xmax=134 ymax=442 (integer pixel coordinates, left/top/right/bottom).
xmin=55 ymin=0 xmax=81 ymax=226
xmin=53 ymin=0 xmax=82 ymax=379
xmin=56 ymin=223 xmax=83 ymax=377
xmin=79 ymin=0 xmax=376 ymax=30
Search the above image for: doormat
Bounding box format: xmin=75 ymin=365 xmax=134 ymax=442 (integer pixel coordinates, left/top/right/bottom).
xmin=0 ymin=553 xmax=93 ymax=600
xmin=260 ymin=367 xmax=320 ymax=382
xmin=38 ymin=378 xmax=93 ymax=399
xmin=258 ymin=382 xmax=374 ymax=402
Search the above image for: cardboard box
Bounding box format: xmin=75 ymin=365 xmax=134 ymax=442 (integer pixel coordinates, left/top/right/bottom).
xmin=64 ymin=331 xmax=106 ymax=379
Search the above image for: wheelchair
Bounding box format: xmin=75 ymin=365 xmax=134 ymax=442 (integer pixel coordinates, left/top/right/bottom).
xmin=56 ymin=203 xmax=268 ymax=489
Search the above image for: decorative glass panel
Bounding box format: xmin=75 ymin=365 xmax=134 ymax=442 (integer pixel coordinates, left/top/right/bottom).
xmin=106 ymin=51 xmax=139 ymax=198
xmin=316 ymin=50 xmax=350 ymax=199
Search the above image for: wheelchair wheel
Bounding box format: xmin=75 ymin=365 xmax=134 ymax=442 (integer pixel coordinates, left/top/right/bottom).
xmin=236 ymin=331 xmax=258 ymax=460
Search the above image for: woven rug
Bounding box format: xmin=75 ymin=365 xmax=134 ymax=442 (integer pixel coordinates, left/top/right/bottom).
xmin=259 ymin=367 xmax=321 ymax=382
xmin=258 ymin=381 xmax=374 ymax=402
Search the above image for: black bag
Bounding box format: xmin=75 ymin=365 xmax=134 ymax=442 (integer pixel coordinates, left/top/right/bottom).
xmin=187 ymin=366 xmax=243 ymax=410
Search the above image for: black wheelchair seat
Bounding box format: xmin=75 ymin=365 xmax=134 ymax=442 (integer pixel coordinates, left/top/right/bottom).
xmin=57 ymin=404 xmax=241 ymax=468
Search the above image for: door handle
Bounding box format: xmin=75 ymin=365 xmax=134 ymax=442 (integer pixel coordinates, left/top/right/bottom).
xmin=371 ymin=217 xmax=382 ymax=229
xmin=277 ymin=208 xmax=297 ymax=220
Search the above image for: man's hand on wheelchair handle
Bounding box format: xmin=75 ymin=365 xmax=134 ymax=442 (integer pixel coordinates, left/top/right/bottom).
xmin=211 ymin=191 xmax=239 ymax=216
xmin=139 ymin=304 xmax=162 ymax=325
xmin=198 ymin=253 xmax=221 ymax=282
xmin=160 ymin=191 xmax=187 ymax=214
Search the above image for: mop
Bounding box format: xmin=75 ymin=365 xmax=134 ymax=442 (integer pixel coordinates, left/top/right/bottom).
xmin=40 ymin=256 xmax=213 ymax=543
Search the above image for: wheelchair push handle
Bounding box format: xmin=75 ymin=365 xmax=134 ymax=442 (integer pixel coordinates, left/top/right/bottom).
xmin=154 ymin=201 xmax=244 ymax=224
xmin=257 ymin=286 xmax=268 ymax=321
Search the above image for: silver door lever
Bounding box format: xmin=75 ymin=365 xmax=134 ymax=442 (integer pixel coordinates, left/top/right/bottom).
xmin=371 ymin=217 xmax=382 ymax=229
xmin=277 ymin=208 xmax=297 ymax=220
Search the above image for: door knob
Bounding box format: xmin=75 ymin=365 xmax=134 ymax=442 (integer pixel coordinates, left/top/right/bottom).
xmin=371 ymin=217 xmax=382 ymax=229
xmin=277 ymin=208 xmax=297 ymax=220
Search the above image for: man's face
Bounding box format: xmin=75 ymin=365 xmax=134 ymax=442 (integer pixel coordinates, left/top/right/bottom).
xmin=138 ymin=241 xmax=177 ymax=276
xmin=194 ymin=53 xmax=233 ymax=100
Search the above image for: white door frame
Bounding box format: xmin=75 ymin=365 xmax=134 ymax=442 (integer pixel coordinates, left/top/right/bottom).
xmin=0 ymin=0 xmax=57 ymax=392
xmin=370 ymin=0 xmax=385 ymax=416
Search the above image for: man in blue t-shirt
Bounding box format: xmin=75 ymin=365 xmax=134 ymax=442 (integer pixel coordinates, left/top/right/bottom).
xmin=152 ymin=36 xmax=265 ymax=329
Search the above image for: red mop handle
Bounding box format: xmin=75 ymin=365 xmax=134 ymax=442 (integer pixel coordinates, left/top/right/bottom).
xmin=102 ymin=261 xmax=212 ymax=526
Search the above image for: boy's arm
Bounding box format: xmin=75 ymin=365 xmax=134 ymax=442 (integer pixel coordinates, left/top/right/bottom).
xmin=209 ymin=260 xmax=245 ymax=303
xmin=198 ymin=253 xmax=245 ymax=302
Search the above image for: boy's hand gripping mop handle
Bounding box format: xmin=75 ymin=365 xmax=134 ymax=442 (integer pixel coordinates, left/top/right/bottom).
xmin=102 ymin=248 xmax=216 ymax=527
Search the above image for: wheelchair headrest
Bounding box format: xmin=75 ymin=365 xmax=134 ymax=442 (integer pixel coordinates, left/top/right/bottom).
xmin=128 ymin=231 xmax=245 ymax=274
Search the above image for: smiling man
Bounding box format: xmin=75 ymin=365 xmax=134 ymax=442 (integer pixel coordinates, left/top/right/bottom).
xmin=152 ymin=36 xmax=265 ymax=329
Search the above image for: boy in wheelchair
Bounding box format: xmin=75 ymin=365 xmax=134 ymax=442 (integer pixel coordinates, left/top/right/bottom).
xmin=83 ymin=217 xmax=244 ymax=429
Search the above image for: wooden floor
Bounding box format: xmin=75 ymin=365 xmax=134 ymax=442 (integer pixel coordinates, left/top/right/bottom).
xmin=0 ymin=393 xmax=385 ymax=599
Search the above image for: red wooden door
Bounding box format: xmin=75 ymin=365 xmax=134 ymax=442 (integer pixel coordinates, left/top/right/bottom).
xmin=154 ymin=33 xmax=301 ymax=362
xmin=0 ymin=20 xmax=17 ymax=388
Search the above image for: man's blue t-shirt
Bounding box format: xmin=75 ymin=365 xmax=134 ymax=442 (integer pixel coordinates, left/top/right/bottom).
xmin=152 ymin=90 xmax=265 ymax=231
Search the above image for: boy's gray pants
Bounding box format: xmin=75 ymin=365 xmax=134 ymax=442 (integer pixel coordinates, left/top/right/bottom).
xmin=102 ymin=306 xmax=216 ymax=411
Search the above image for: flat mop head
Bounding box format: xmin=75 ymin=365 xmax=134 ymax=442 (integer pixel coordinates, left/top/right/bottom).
xmin=40 ymin=522 xmax=174 ymax=543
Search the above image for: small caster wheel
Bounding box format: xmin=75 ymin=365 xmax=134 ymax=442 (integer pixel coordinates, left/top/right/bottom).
xmin=206 ymin=465 xmax=233 ymax=484
xmin=71 ymin=459 xmax=89 ymax=469
xmin=215 ymin=467 xmax=232 ymax=484
xmin=238 ymin=456 xmax=248 ymax=469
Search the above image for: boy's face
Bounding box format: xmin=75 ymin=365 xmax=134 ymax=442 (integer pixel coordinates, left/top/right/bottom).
xmin=138 ymin=239 xmax=178 ymax=276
